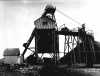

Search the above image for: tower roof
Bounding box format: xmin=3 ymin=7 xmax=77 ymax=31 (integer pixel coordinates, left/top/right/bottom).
xmin=34 ymin=16 xmax=56 ymax=29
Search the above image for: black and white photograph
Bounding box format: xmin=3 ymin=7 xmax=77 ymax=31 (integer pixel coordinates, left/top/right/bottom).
xmin=0 ymin=0 xmax=100 ymax=76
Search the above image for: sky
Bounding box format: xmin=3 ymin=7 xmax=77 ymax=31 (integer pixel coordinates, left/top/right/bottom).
xmin=0 ymin=0 xmax=100 ymax=58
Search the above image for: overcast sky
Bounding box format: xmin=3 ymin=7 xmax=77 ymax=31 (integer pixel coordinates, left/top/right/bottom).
xmin=0 ymin=0 xmax=100 ymax=58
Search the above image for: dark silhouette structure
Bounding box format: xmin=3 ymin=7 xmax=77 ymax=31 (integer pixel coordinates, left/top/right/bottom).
xmin=22 ymin=5 xmax=97 ymax=68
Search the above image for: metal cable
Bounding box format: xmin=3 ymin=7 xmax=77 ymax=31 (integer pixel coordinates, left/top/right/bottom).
xmin=57 ymin=9 xmax=82 ymax=25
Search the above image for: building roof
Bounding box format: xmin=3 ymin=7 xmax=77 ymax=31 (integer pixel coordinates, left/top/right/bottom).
xmin=34 ymin=16 xmax=56 ymax=29
xmin=3 ymin=48 xmax=20 ymax=56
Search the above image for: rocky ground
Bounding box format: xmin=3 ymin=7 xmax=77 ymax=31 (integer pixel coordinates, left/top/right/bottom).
xmin=0 ymin=66 xmax=100 ymax=76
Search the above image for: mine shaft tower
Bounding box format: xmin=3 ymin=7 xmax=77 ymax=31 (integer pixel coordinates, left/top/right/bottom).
xmin=22 ymin=5 xmax=95 ymax=67
xmin=22 ymin=5 xmax=59 ymax=64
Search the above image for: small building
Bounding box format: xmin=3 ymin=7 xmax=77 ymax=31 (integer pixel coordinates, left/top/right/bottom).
xmin=3 ymin=48 xmax=21 ymax=64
